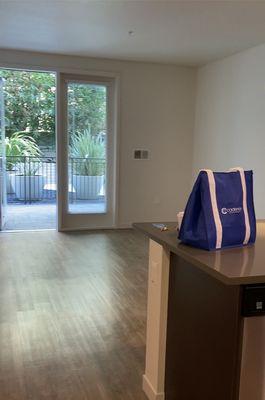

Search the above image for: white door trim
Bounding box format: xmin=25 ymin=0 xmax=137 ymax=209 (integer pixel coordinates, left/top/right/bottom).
xmin=57 ymin=72 xmax=119 ymax=231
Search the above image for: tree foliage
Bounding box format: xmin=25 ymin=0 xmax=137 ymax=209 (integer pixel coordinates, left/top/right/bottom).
xmin=68 ymin=82 xmax=106 ymax=141
xmin=0 ymin=70 xmax=107 ymax=149
xmin=0 ymin=70 xmax=56 ymax=144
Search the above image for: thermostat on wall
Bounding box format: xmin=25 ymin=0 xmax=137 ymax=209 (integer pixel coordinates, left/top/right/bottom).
xmin=133 ymin=149 xmax=149 ymax=160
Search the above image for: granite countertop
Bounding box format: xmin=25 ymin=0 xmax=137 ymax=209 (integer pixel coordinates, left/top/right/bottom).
xmin=133 ymin=221 xmax=265 ymax=285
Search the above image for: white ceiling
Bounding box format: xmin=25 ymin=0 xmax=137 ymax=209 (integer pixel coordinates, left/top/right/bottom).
xmin=1 ymin=0 xmax=265 ymax=66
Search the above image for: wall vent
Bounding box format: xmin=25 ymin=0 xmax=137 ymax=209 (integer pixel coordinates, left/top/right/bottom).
xmin=133 ymin=149 xmax=149 ymax=160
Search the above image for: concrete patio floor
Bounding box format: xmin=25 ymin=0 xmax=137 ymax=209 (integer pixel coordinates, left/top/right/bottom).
xmin=4 ymin=201 xmax=106 ymax=230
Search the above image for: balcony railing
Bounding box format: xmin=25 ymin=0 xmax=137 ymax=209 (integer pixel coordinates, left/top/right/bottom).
xmin=5 ymin=155 xmax=106 ymax=204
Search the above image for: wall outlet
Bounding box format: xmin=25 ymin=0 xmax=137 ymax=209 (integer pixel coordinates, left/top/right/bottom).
xmin=133 ymin=149 xmax=149 ymax=160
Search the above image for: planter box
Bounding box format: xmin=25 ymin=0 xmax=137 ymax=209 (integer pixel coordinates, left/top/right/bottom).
xmin=10 ymin=175 xmax=45 ymax=201
xmin=73 ymin=175 xmax=105 ymax=200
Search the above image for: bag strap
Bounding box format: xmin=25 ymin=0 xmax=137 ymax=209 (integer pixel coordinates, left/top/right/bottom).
xmin=229 ymin=167 xmax=250 ymax=245
xmin=200 ymin=169 xmax=223 ymax=249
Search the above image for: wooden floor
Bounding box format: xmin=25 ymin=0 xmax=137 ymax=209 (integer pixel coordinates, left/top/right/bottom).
xmin=0 ymin=229 xmax=148 ymax=400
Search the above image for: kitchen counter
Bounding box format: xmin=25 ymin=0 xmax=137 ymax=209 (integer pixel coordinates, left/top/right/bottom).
xmin=134 ymin=220 xmax=265 ymax=285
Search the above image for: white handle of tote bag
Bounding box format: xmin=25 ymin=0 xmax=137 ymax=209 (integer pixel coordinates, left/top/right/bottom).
xmin=229 ymin=167 xmax=250 ymax=245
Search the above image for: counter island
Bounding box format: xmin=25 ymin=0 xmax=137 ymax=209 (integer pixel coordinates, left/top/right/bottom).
xmin=134 ymin=221 xmax=265 ymax=400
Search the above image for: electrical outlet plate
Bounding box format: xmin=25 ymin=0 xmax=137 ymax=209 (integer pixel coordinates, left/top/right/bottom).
xmin=133 ymin=149 xmax=149 ymax=160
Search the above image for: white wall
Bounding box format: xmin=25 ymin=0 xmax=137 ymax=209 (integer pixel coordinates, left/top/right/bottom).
xmin=193 ymin=43 xmax=265 ymax=218
xmin=0 ymin=49 xmax=196 ymax=227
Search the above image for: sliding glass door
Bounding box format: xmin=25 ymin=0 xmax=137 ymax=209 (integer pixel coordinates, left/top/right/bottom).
xmin=58 ymin=74 xmax=117 ymax=230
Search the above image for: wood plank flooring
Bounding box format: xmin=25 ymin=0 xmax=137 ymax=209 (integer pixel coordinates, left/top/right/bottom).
xmin=0 ymin=229 xmax=148 ymax=400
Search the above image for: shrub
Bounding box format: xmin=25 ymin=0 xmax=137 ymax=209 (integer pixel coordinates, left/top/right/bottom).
xmin=5 ymin=132 xmax=41 ymax=171
xmin=70 ymin=130 xmax=105 ymax=176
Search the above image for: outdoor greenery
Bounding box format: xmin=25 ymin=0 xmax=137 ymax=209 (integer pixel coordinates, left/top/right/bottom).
xmin=70 ymin=129 xmax=105 ymax=176
xmin=0 ymin=70 xmax=56 ymax=145
xmin=5 ymin=132 xmax=41 ymax=171
xmin=68 ymin=82 xmax=106 ymax=140
xmin=0 ymin=70 xmax=107 ymax=150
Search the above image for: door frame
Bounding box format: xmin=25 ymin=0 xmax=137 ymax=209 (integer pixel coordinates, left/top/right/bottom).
xmin=0 ymin=77 xmax=7 ymax=230
xmin=57 ymin=72 xmax=119 ymax=231
xmin=0 ymin=61 xmax=120 ymax=232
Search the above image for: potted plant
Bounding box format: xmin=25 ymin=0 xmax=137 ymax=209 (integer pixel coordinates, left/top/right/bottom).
xmin=5 ymin=132 xmax=41 ymax=194
xmin=10 ymin=159 xmax=45 ymax=201
xmin=70 ymin=129 xmax=105 ymax=200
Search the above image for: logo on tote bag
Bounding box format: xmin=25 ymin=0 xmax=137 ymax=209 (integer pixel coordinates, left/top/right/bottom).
xmin=221 ymin=207 xmax=242 ymax=215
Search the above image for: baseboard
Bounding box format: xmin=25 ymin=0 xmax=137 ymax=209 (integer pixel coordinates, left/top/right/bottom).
xmin=116 ymin=223 xmax=132 ymax=229
xmin=58 ymin=223 xmax=133 ymax=232
xmin=59 ymin=226 xmax=114 ymax=232
xmin=142 ymin=375 xmax=165 ymax=400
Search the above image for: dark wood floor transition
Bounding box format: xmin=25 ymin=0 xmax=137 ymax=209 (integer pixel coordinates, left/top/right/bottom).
xmin=0 ymin=229 xmax=148 ymax=400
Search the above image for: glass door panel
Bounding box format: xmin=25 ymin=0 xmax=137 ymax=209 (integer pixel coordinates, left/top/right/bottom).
xmin=67 ymin=82 xmax=107 ymax=214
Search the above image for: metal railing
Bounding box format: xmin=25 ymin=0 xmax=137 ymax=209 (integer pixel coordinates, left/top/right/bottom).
xmin=6 ymin=156 xmax=106 ymax=204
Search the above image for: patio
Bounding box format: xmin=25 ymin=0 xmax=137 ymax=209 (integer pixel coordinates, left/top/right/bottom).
xmin=6 ymin=203 xmax=56 ymax=230
xmin=5 ymin=200 xmax=106 ymax=230
xmin=4 ymin=155 xmax=106 ymax=230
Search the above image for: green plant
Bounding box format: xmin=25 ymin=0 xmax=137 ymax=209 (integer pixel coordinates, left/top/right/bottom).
xmin=70 ymin=130 xmax=105 ymax=176
xmin=5 ymin=132 xmax=41 ymax=171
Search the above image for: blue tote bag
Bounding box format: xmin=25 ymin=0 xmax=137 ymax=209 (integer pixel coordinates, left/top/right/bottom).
xmin=178 ymin=168 xmax=256 ymax=251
